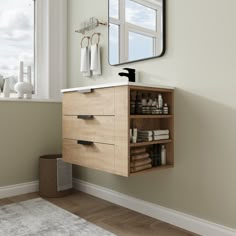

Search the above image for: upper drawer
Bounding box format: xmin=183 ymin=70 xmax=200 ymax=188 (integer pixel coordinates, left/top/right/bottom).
xmin=63 ymin=115 xmax=115 ymax=144
xmin=63 ymin=87 xmax=115 ymax=115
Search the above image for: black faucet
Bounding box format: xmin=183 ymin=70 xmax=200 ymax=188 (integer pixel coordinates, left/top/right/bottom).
xmin=118 ymin=68 xmax=136 ymax=82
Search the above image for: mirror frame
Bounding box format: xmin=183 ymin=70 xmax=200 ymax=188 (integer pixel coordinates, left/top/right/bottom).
xmin=108 ymin=0 xmax=166 ymax=66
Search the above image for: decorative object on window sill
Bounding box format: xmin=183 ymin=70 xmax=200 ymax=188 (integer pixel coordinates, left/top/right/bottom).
xmin=14 ymin=61 xmax=33 ymax=99
xmin=3 ymin=78 xmax=10 ymax=98
xmin=75 ymin=17 xmax=107 ymax=34
xmin=90 ymin=33 xmax=101 ymax=76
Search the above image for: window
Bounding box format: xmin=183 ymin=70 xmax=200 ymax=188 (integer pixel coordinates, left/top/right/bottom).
xmin=0 ymin=0 xmax=67 ymax=101
xmin=128 ymin=32 xmax=154 ymax=61
xmin=0 ymin=0 xmax=35 ymax=95
xmin=109 ymin=0 xmax=161 ymax=63
xmin=109 ymin=24 xmax=120 ymax=65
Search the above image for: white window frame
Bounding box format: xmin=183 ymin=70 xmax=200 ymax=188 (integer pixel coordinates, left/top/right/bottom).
xmin=109 ymin=0 xmax=163 ymax=63
xmin=35 ymin=0 xmax=67 ymax=100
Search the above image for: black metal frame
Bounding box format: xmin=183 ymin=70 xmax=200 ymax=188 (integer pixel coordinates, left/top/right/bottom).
xmin=108 ymin=0 xmax=166 ymax=66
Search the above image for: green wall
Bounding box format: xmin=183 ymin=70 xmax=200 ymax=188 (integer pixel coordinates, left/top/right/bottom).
xmin=0 ymin=101 xmax=62 ymax=187
xmin=68 ymin=0 xmax=236 ymax=229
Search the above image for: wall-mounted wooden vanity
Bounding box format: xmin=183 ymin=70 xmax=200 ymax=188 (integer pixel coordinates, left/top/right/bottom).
xmin=61 ymin=82 xmax=174 ymax=177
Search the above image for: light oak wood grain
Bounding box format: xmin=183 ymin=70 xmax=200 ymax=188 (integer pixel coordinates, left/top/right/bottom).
xmin=63 ymin=139 xmax=115 ymax=174
xmin=62 ymin=85 xmax=174 ymax=176
xmin=63 ymin=87 xmax=115 ymax=116
xmin=114 ymin=86 xmax=129 ymax=177
xmin=63 ymin=116 xmax=115 ymax=144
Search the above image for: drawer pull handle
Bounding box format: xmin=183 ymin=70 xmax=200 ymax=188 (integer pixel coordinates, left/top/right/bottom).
xmin=77 ymin=140 xmax=94 ymax=145
xmin=77 ymin=115 xmax=94 ymax=120
xmin=78 ymin=89 xmax=92 ymax=94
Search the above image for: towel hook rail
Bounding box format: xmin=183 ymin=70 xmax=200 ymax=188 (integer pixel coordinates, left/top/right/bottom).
xmin=81 ymin=36 xmax=90 ymax=48
xmin=91 ymin=33 xmax=101 ymax=45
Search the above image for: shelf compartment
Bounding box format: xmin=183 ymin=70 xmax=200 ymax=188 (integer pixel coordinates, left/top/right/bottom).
xmin=130 ymin=139 xmax=172 ymax=147
xmin=130 ymin=115 xmax=173 ymax=119
xmin=130 ymin=165 xmax=174 ymax=176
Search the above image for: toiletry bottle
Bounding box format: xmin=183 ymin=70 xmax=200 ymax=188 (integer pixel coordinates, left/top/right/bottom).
xmin=147 ymin=93 xmax=152 ymax=114
xmin=141 ymin=93 xmax=147 ymax=114
xmin=156 ymin=104 xmax=160 ymax=115
xmin=148 ymin=93 xmax=153 ymax=106
xmin=130 ymin=93 xmax=136 ymax=115
xmin=141 ymin=93 xmax=147 ymax=106
xmin=163 ymin=103 xmax=169 ymax=115
xmin=135 ymin=93 xmax=139 ymax=114
xmin=135 ymin=93 xmax=142 ymax=114
xmin=161 ymin=145 xmax=166 ymax=165
xmin=152 ymin=97 xmax=157 ymax=114
xmin=158 ymin=94 xmax=163 ymax=114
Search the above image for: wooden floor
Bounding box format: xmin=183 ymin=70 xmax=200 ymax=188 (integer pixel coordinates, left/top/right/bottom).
xmin=0 ymin=191 xmax=198 ymax=236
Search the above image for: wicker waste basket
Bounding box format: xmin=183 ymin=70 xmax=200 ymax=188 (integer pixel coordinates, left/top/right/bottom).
xmin=39 ymin=154 xmax=72 ymax=198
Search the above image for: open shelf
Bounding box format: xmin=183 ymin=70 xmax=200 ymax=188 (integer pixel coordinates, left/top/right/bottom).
xmin=130 ymin=115 xmax=173 ymax=119
xmin=130 ymin=165 xmax=174 ymax=176
xmin=130 ymin=139 xmax=172 ymax=147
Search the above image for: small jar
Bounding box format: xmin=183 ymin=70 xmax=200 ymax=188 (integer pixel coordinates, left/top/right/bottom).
xmin=163 ymin=103 xmax=169 ymax=115
xmin=151 ymin=98 xmax=157 ymax=114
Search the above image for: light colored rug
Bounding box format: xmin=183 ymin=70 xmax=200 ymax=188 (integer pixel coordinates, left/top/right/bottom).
xmin=0 ymin=198 xmax=116 ymax=236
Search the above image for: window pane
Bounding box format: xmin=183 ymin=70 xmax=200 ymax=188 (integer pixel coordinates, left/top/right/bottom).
xmin=109 ymin=0 xmax=119 ymax=19
xmin=125 ymin=0 xmax=156 ymax=31
xmin=0 ymin=0 xmax=34 ymax=92
xmin=109 ymin=24 xmax=119 ymax=65
xmin=129 ymin=31 xmax=154 ymax=61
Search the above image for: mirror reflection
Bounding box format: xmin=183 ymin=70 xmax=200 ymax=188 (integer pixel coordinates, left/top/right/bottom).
xmin=109 ymin=0 xmax=165 ymax=65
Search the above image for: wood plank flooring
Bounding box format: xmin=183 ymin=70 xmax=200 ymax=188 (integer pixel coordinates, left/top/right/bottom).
xmin=0 ymin=191 xmax=199 ymax=236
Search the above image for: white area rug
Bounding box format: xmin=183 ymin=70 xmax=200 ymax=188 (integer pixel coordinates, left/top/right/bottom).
xmin=0 ymin=198 xmax=115 ymax=236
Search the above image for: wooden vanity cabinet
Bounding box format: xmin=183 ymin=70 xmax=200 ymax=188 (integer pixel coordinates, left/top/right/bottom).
xmin=62 ymin=85 xmax=174 ymax=177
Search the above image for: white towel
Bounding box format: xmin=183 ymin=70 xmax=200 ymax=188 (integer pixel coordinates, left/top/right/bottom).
xmin=153 ymin=130 xmax=170 ymax=136
xmin=57 ymin=158 xmax=72 ymax=192
xmin=80 ymin=47 xmax=91 ymax=77
xmin=153 ymin=134 xmax=169 ymax=141
xmin=90 ymin=44 xmax=101 ymax=76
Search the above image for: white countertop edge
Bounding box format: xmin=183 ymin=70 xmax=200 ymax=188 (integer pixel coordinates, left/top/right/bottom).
xmin=0 ymin=97 xmax=62 ymax=103
xmin=61 ymin=82 xmax=175 ymax=93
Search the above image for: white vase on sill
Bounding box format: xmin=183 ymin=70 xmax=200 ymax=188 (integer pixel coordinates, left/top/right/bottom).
xmin=3 ymin=79 xmax=10 ymax=98
xmin=14 ymin=62 xmax=33 ymax=99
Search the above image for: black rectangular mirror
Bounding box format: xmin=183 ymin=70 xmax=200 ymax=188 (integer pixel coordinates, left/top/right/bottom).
xmin=109 ymin=0 xmax=165 ymax=65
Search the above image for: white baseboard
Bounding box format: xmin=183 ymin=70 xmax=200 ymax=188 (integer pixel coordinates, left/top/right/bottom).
xmin=73 ymin=178 xmax=236 ymax=236
xmin=0 ymin=181 xmax=39 ymax=200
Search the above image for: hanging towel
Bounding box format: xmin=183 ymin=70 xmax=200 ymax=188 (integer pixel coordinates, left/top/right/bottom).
xmin=80 ymin=47 xmax=91 ymax=77
xmin=57 ymin=158 xmax=72 ymax=191
xmin=90 ymin=44 xmax=101 ymax=75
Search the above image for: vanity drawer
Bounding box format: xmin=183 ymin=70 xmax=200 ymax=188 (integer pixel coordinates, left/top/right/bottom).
xmin=63 ymin=87 xmax=115 ymax=116
xmin=63 ymin=139 xmax=115 ymax=173
xmin=63 ymin=116 xmax=115 ymax=144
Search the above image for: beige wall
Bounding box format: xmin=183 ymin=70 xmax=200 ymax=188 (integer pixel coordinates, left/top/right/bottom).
xmin=0 ymin=102 xmax=62 ymax=187
xmin=68 ymin=0 xmax=236 ymax=229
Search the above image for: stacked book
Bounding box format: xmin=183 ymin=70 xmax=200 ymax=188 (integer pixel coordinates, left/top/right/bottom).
xmin=137 ymin=130 xmax=169 ymax=142
xmin=130 ymin=147 xmax=152 ymax=173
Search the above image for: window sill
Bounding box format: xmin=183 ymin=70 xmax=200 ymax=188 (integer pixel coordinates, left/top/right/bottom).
xmin=0 ymin=97 xmax=62 ymax=103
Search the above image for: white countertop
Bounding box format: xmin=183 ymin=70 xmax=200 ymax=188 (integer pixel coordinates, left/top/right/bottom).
xmin=61 ymin=82 xmax=175 ymax=93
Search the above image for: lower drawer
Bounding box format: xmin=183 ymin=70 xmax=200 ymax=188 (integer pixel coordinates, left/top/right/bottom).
xmin=63 ymin=139 xmax=115 ymax=173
